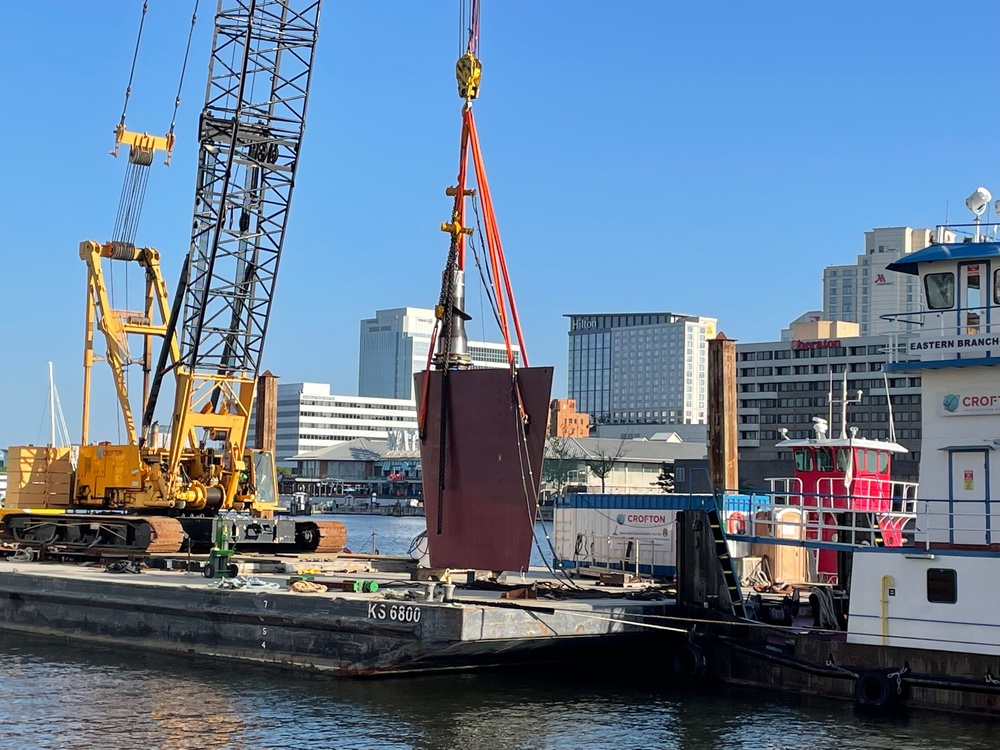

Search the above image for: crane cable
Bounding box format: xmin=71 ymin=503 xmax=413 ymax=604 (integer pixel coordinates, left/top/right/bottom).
xmin=115 ymin=0 xmax=149 ymax=138
xmin=111 ymin=0 xmax=200 ymax=249
xmin=108 ymin=0 xmax=199 ymax=443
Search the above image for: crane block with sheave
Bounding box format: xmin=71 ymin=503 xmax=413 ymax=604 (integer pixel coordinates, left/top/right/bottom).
xmin=456 ymin=51 xmax=482 ymax=101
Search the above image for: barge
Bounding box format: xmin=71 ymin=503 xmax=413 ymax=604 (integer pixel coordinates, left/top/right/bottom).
xmin=0 ymin=551 xmax=677 ymax=676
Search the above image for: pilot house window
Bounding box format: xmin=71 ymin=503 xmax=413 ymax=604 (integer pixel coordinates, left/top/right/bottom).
xmin=924 ymin=272 xmax=954 ymax=310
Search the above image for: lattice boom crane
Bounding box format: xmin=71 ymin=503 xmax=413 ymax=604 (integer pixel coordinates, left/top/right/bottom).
xmin=2 ymin=1 xmax=347 ymax=558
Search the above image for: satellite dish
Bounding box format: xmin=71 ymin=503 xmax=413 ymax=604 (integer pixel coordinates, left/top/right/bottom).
xmin=966 ymin=186 xmax=992 ymax=216
xmin=993 ymin=199 xmax=1000 ymax=215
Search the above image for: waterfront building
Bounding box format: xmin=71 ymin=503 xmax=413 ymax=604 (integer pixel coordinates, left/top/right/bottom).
xmin=275 ymin=382 xmax=417 ymax=464
xmin=286 ymin=433 xmax=704 ymax=502
xmin=735 ymin=317 xmax=921 ymax=485
xmin=822 ymin=226 xmax=954 ymax=336
xmin=593 ymin=422 xmax=707 ymax=443
xmin=565 ymin=312 xmax=717 ymax=427
xmin=285 ymin=433 xmax=423 ymax=500
xmin=540 ymin=436 xmax=707 ymax=500
xmin=358 ymin=307 xmax=521 ymax=400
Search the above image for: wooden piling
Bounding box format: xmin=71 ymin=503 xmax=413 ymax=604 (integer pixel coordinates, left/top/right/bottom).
xmin=707 ymin=333 xmax=738 ymax=493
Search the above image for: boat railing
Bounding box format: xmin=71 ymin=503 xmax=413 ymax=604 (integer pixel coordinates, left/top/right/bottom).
xmin=569 ymin=533 xmax=656 ymax=577
xmin=722 ymin=489 xmax=1000 ymax=551
xmin=764 ymin=476 xmax=804 ymax=505
xmin=881 ymin=305 xmax=999 ymax=364
xmin=763 ymin=477 xmax=919 ymax=514
xmin=912 ymin=498 xmax=1000 ymax=549
xmin=722 ymin=485 xmax=919 ymax=550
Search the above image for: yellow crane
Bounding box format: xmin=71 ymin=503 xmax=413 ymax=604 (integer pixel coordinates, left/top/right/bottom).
xmin=3 ymin=0 xmax=345 ymax=558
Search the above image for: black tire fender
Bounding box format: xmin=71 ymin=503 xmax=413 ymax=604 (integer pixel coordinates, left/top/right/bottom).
xmin=854 ymin=670 xmax=894 ymax=708
xmin=672 ymin=643 xmax=707 ymax=679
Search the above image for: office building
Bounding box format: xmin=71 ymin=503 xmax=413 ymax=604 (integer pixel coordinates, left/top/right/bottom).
xmin=565 ymin=312 xmax=717 ymax=426
xmin=275 ymin=382 xmax=417 ymax=464
xmin=358 ymin=307 xmax=521 ymax=400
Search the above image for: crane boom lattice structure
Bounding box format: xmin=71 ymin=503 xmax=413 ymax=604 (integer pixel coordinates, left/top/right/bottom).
xmin=182 ymin=0 xmax=319 ymax=378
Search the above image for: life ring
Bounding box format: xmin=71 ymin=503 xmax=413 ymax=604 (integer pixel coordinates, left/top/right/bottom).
xmin=854 ymin=671 xmax=896 ymax=708
xmin=672 ymin=643 xmax=707 ymax=680
xmin=726 ymin=511 xmax=747 ymax=536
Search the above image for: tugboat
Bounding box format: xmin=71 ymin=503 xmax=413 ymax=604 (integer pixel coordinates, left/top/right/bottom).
xmin=713 ymin=191 xmax=1000 ymax=713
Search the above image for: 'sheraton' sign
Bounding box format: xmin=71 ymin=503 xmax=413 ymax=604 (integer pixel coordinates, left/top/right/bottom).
xmin=791 ymin=339 xmax=841 ymax=351
xmin=939 ymin=391 xmax=1000 ymax=416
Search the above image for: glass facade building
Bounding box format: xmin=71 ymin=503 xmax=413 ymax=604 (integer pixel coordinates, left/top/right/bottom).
xmin=566 ymin=312 xmax=716 ymax=426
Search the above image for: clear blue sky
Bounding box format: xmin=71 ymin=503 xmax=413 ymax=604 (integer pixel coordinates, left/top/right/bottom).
xmin=2 ymin=1 xmax=998 ymax=449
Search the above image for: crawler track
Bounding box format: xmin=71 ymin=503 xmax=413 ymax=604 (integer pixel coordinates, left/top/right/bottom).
xmin=0 ymin=514 xmax=347 ymax=557
xmin=0 ymin=514 xmax=186 ymax=555
xmin=298 ymin=520 xmax=348 ymax=554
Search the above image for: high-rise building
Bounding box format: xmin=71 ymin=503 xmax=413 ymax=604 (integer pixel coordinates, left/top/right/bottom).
xmin=565 ymin=312 xmax=717 ymax=426
xmin=823 ymin=227 xmax=946 ymax=336
xmin=275 ymin=382 xmax=417 ymax=464
xmin=358 ymin=307 xmax=521 ymax=400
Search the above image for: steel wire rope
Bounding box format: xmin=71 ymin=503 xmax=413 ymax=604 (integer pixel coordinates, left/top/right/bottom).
xmin=168 ymin=0 xmax=201 ymax=142
xmin=509 ymin=373 xmax=584 ymax=589
xmin=116 ymin=0 xmax=149 ymax=132
xmin=468 ymin=195 xmax=504 ymax=334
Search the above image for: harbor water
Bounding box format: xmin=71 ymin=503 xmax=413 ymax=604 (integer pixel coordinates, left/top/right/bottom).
xmin=0 ymin=514 xmax=995 ymax=750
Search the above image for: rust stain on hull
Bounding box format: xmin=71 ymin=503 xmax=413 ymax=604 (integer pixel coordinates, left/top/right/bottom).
xmin=415 ymin=367 xmax=553 ymax=572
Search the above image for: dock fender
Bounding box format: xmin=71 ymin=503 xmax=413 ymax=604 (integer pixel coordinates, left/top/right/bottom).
xmin=672 ymin=642 xmax=707 ymax=680
xmin=854 ymin=670 xmax=896 ymax=708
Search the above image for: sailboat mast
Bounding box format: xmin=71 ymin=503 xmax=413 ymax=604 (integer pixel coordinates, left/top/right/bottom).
xmin=49 ymin=361 xmax=56 ymax=448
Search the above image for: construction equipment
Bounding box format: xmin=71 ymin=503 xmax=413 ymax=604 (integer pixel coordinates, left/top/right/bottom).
xmin=3 ymin=0 xmax=346 ymax=557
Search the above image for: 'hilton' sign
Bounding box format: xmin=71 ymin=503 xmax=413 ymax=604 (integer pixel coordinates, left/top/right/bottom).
xmin=572 ymin=318 xmax=600 ymax=330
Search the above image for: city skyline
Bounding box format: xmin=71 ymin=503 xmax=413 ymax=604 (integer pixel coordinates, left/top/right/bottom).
xmin=4 ymin=2 xmax=1000 ymax=449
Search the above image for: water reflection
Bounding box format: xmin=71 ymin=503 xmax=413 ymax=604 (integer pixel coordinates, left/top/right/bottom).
xmin=0 ymin=632 xmax=995 ymax=750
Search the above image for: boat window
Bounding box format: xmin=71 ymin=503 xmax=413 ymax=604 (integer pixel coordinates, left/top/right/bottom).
xmin=878 ymin=451 xmax=889 ymax=473
xmin=855 ymin=449 xmax=866 ymax=471
xmin=927 ymin=568 xmax=957 ymax=604
xmin=866 ymin=450 xmax=878 ymax=473
xmin=794 ymin=449 xmax=813 ymax=472
xmin=994 ymin=268 xmax=1000 ymax=304
xmin=964 ymin=264 xmax=982 ymax=335
xmin=815 ymin=448 xmax=834 ymax=472
xmin=924 ymin=272 xmax=954 ymax=310
xmin=836 ymin=448 xmax=850 ymax=471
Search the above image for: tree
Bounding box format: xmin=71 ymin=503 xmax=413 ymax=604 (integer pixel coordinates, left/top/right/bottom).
xmin=542 ymin=436 xmax=577 ymax=500
xmin=276 ymin=466 xmax=293 ymax=478
xmin=652 ymin=462 xmax=675 ymax=493
xmin=584 ymin=439 xmax=628 ymax=493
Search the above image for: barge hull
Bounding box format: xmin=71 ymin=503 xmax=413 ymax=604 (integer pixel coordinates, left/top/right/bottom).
xmin=0 ymin=562 xmax=667 ymax=676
